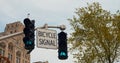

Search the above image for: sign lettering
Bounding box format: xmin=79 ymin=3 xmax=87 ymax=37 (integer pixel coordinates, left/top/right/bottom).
xmin=36 ymin=29 xmax=57 ymax=49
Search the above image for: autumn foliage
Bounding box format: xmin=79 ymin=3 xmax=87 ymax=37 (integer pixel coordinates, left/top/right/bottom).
xmin=69 ymin=2 xmax=120 ymax=63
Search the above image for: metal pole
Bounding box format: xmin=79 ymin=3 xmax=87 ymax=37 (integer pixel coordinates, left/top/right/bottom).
xmin=0 ymin=31 xmax=23 ymax=41
xmin=36 ymin=24 xmax=66 ymax=30
xmin=0 ymin=24 xmax=66 ymax=41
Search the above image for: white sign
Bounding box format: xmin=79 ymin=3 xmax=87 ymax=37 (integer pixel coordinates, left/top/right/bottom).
xmin=36 ymin=29 xmax=57 ymax=49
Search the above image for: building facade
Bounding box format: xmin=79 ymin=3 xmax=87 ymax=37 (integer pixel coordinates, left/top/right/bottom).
xmin=0 ymin=21 xmax=30 ymax=63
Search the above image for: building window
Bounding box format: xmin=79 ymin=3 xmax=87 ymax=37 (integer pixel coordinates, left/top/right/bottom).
xmin=0 ymin=42 xmax=6 ymax=48
xmin=8 ymin=53 xmax=12 ymax=62
xmin=16 ymin=41 xmax=19 ymax=45
xmin=0 ymin=49 xmax=5 ymax=63
xmin=0 ymin=49 xmax=5 ymax=56
xmin=0 ymin=58 xmax=4 ymax=63
xmin=0 ymin=42 xmax=5 ymax=56
xmin=15 ymin=30 xmax=17 ymax=33
xmin=10 ymin=31 xmax=13 ymax=34
xmin=8 ymin=43 xmax=13 ymax=52
xmin=16 ymin=57 xmax=20 ymax=63
xmin=7 ymin=25 xmax=9 ymax=29
xmin=11 ymin=25 xmax=14 ymax=28
xmin=25 ymin=61 xmax=27 ymax=63
xmin=16 ymin=51 xmax=21 ymax=63
xmin=16 ymin=23 xmax=18 ymax=27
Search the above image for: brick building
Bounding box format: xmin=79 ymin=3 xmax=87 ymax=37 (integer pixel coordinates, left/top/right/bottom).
xmin=0 ymin=21 xmax=30 ymax=63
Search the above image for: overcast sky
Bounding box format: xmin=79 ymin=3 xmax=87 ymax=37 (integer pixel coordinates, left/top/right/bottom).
xmin=0 ymin=0 xmax=120 ymax=63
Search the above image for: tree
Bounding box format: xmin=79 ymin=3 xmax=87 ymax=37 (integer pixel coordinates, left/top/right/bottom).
xmin=68 ymin=2 xmax=120 ymax=63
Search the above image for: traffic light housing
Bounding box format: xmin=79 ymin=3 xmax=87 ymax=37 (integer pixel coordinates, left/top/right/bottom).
xmin=58 ymin=31 xmax=68 ymax=60
xmin=23 ymin=18 xmax=35 ymax=51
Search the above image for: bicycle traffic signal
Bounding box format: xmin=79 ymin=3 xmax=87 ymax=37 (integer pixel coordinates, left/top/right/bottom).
xmin=58 ymin=31 xmax=68 ymax=60
xmin=23 ymin=18 xmax=35 ymax=52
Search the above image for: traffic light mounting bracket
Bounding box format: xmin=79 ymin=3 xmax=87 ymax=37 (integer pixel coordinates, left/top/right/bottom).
xmin=35 ymin=23 xmax=66 ymax=31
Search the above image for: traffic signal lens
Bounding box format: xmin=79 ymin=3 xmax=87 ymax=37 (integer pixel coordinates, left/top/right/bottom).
xmin=26 ymin=40 xmax=32 ymax=45
xmin=23 ymin=37 xmax=32 ymax=45
xmin=60 ymin=51 xmax=66 ymax=56
xmin=59 ymin=50 xmax=68 ymax=59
